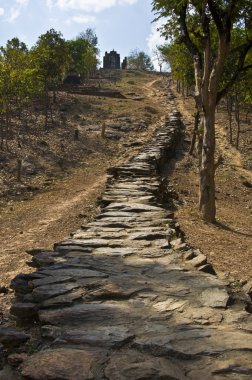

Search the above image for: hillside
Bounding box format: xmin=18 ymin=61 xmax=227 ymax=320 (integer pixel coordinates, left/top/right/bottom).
xmin=0 ymin=70 xmax=251 ymax=328
xmin=168 ymin=86 xmax=252 ymax=286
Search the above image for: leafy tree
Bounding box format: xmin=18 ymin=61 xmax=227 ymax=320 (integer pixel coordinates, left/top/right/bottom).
xmin=31 ymin=29 xmax=69 ymax=125
xmin=152 ymin=0 xmax=252 ymax=222
xmin=78 ymin=28 xmax=98 ymax=50
xmin=128 ymin=49 xmax=154 ymax=71
xmin=159 ymin=43 xmax=194 ymax=91
xmin=82 ymin=45 xmax=99 ymax=78
xmin=0 ymin=38 xmax=39 ymax=147
xmin=67 ymin=29 xmax=99 ymax=79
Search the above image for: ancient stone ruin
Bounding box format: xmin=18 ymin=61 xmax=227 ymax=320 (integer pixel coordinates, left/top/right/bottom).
xmin=103 ymin=50 xmax=121 ymax=69
xmin=103 ymin=50 xmax=127 ymax=70
xmin=121 ymin=57 xmax=127 ymax=70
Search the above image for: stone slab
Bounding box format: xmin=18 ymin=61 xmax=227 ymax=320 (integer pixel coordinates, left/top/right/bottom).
xmin=105 ymin=349 xmax=187 ymax=380
xmin=21 ymin=348 xmax=106 ymax=380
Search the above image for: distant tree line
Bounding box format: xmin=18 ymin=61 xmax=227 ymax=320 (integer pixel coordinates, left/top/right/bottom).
xmin=0 ymin=28 xmax=99 ymax=140
xmin=127 ymin=49 xmax=154 ymax=71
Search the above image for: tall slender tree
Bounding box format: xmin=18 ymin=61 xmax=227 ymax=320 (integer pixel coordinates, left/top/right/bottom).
xmin=67 ymin=29 xmax=99 ymax=79
xmin=152 ymin=0 xmax=252 ymax=222
xmin=128 ymin=49 xmax=154 ymax=71
xmin=31 ymin=29 xmax=69 ymax=125
xmin=0 ymin=38 xmax=38 ymax=147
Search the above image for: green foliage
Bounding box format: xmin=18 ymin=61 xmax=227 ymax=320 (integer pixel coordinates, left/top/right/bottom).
xmin=78 ymin=28 xmax=98 ymax=50
xmin=152 ymin=0 xmax=252 ymax=102
xmin=67 ymin=29 xmax=99 ymax=78
xmin=0 ymin=28 xmax=100 ymax=142
xmin=0 ymin=38 xmax=40 ymax=122
xmin=159 ymin=43 xmax=194 ymax=87
xmin=32 ymin=29 xmax=69 ymax=85
xmin=127 ymin=49 xmax=154 ymax=71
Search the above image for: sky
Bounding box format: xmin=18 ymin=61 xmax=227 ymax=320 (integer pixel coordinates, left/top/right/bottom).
xmin=0 ymin=0 xmax=166 ymax=69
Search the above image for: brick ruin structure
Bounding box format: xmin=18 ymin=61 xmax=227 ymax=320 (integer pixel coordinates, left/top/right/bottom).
xmin=103 ymin=50 xmax=127 ymax=70
xmin=121 ymin=57 xmax=127 ymax=70
xmin=103 ymin=50 xmax=120 ymax=69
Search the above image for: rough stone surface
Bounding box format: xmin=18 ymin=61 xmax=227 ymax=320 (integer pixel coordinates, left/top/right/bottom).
xmin=7 ymin=108 xmax=252 ymax=379
xmin=200 ymin=288 xmax=230 ymax=308
xmin=105 ymin=350 xmax=187 ymax=380
xmin=8 ymin=354 xmax=29 ymax=368
xmin=0 ymin=328 xmax=30 ymax=349
xmin=21 ymin=349 xmax=106 ymax=380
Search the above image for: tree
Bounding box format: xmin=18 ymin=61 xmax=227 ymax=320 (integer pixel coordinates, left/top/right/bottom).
xmin=152 ymin=0 xmax=252 ymax=222
xmin=67 ymin=29 xmax=99 ymax=79
xmin=78 ymin=28 xmax=98 ymax=50
xmin=159 ymin=43 xmax=194 ymax=92
xmin=82 ymin=45 xmax=99 ymax=78
xmin=0 ymin=38 xmax=39 ymax=148
xmin=128 ymin=49 xmax=154 ymax=71
xmin=31 ymin=29 xmax=69 ymax=126
xmin=152 ymin=47 xmax=166 ymax=72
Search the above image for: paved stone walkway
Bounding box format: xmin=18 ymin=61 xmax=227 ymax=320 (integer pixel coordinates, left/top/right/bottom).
xmin=2 ymin=109 xmax=252 ymax=379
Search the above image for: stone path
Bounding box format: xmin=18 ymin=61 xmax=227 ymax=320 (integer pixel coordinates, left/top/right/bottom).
xmin=1 ymin=109 xmax=252 ymax=379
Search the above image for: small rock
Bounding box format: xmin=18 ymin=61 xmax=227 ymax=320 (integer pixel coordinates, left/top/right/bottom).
xmin=26 ymin=248 xmax=48 ymax=256
xmin=242 ymin=180 xmax=252 ymax=188
xmin=0 ymin=287 xmax=8 ymax=295
xmin=200 ymin=288 xmax=230 ymax=308
xmin=10 ymin=303 xmax=38 ymax=319
xmin=183 ymin=250 xmax=195 ymax=260
xmin=8 ymin=353 xmax=29 ymax=367
xmin=0 ymin=328 xmax=30 ymax=349
xmin=188 ymin=253 xmax=207 ymax=268
xmin=198 ymin=264 xmax=216 ymax=275
xmin=243 ymin=280 xmax=252 ymax=299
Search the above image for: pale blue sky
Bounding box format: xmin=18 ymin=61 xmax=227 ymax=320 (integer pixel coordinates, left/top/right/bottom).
xmin=0 ymin=0 xmax=165 ymax=68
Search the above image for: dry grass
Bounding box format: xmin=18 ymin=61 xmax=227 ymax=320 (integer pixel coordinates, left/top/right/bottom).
xmin=167 ymin=85 xmax=252 ymax=283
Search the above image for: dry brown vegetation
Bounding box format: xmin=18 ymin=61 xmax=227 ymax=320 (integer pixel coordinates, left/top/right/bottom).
xmin=168 ymin=84 xmax=252 ymax=285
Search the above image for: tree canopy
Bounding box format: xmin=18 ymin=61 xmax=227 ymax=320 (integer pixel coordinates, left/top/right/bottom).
xmin=127 ymin=49 xmax=154 ymax=71
xmin=0 ymin=27 xmax=100 ymax=138
xmin=67 ymin=29 xmax=99 ymax=78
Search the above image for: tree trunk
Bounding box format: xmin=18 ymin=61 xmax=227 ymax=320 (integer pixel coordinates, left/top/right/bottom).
xmin=17 ymin=159 xmax=22 ymax=182
xmin=189 ymin=111 xmax=200 ymax=155
xmin=199 ymin=110 xmax=216 ymax=222
xmin=235 ymin=93 xmax=240 ymax=149
xmin=44 ymin=80 xmax=49 ymax=129
xmin=227 ymin=95 xmax=233 ymax=144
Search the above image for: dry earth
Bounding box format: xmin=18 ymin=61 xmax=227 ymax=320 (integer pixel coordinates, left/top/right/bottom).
xmin=0 ymin=72 xmax=251 ymax=327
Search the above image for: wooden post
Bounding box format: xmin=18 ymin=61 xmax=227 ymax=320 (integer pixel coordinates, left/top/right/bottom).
xmin=17 ymin=159 xmax=22 ymax=182
xmin=74 ymin=129 xmax=79 ymax=141
xmin=101 ymin=123 xmax=106 ymax=138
